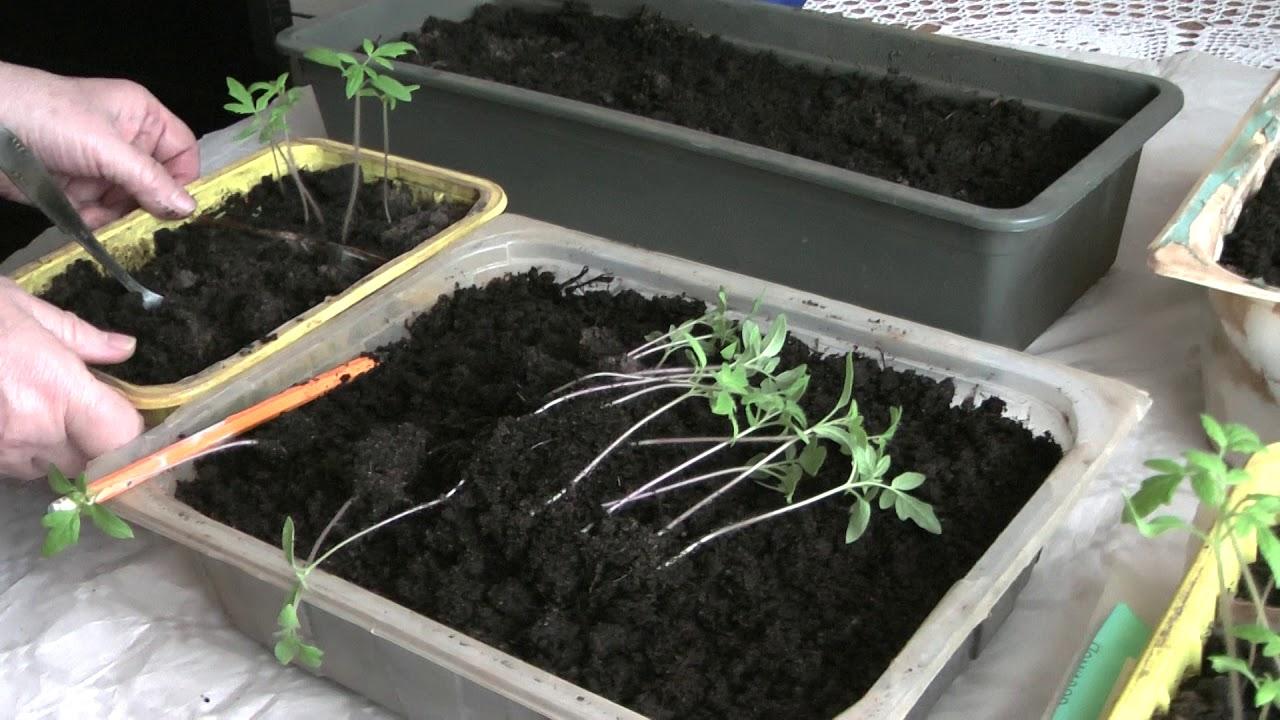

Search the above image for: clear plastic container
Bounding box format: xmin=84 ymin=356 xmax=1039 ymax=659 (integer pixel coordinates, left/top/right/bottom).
xmin=87 ymin=215 xmax=1151 ymax=720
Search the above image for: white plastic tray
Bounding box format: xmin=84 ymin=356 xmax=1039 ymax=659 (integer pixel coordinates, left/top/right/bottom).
xmin=86 ymin=214 xmax=1151 ymax=720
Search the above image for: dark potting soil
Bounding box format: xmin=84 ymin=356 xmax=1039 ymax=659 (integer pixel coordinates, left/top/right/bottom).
xmin=396 ymin=1 xmax=1110 ymax=208
xmin=1157 ymin=633 xmax=1268 ymax=720
xmin=38 ymin=165 xmax=473 ymax=385
xmin=1220 ymin=162 xmax=1280 ymax=288
xmin=178 ymin=271 xmax=1063 ymax=719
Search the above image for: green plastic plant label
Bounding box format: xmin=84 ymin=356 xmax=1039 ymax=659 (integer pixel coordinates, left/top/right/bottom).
xmin=1053 ymin=603 xmax=1151 ymax=720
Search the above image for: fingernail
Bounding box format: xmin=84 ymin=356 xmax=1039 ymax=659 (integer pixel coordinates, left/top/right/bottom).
xmin=107 ymin=333 xmax=136 ymax=352
xmin=169 ymin=190 xmax=197 ymax=216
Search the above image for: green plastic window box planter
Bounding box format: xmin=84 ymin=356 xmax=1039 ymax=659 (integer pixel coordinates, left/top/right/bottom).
xmin=277 ymin=0 xmax=1182 ymax=349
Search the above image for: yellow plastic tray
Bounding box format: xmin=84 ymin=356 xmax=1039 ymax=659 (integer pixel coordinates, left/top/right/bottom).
xmin=8 ymin=138 xmax=506 ymax=423
xmin=1105 ymin=444 xmax=1280 ymax=719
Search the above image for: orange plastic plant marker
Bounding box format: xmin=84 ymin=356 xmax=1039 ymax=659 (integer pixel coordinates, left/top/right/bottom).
xmin=85 ymin=355 xmax=378 ymax=505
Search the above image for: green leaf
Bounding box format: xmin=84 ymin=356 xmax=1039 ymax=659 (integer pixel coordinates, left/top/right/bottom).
xmin=742 ymin=320 xmax=763 ymax=355
xmin=48 ymin=466 xmax=75 ymax=495
xmin=775 ymin=464 xmax=802 ymax=503
xmin=73 ymin=473 xmax=87 ymax=494
xmin=799 ymin=443 xmax=827 ymax=477
xmin=1232 ymin=623 xmax=1277 ymax=644
xmin=1265 ymin=638 xmax=1280 ymax=658
xmin=297 ymin=642 xmax=324 ymax=669
xmin=1186 ymin=449 xmax=1228 ymax=480
xmin=87 ymin=505 xmax=134 ymax=540
xmin=714 ymin=366 xmax=748 ymax=393
xmin=813 ymin=424 xmax=854 ymax=451
xmin=1256 ymin=679 xmax=1280 ymax=707
xmin=234 ymin=126 xmax=259 ymax=142
xmin=685 ymin=334 xmax=708 ymax=369
xmin=846 ymin=497 xmax=871 ymax=543
xmin=1129 ymin=509 xmax=1195 ymax=539
xmin=710 ymin=390 xmax=735 ymax=417
xmin=1226 ymin=469 xmax=1254 ymax=486
xmin=274 ymin=637 xmax=299 ymax=665
xmin=836 ymin=355 xmax=855 ymax=412
xmin=361 ymin=38 xmax=376 ymax=56
xmin=282 ymin=517 xmax=297 ymax=568
xmin=41 ymin=511 xmax=81 ymax=557
xmin=1225 ymin=423 xmax=1265 ymax=454
xmin=41 ymin=509 xmax=76 ymax=529
xmin=1143 ymin=458 xmax=1184 ymax=475
xmin=891 ymin=472 xmax=926 ymax=492
xmin=223 ymin=101 xmax=255 ymax=115
xmin=372 ymin=56 xmax=394 ymax=70
xmin=720 ymin=341 xmax=739 ymax=361
xmin=871 ymin=485 xmax=892 ymax=510
xmin=895 ymin=494 xmax=942 ymax=534
xmin=873 ymin=455 xmax=891 ymax=480
xmin=1201 ymin=414 xmax=1228 ymax=451
xmin=226 ymin=77 xmax=253 ymax=105
xmin=1190 ymin=472 xmax=1226 ymax=507
xmin=761 ymin=316 xmax=787 ymax=358
xmin=1257 ymin=531 xmax=1280 ymax=590
xmin=374 ymin=40 xmax=416 ymax=58
xmin=278 ymin=602 xmax=301 ymax=631
xmin=1210 ymin=654 xmax=1257 ymax=683
xmin=304 ymin=47 xmax=345 ymax=68
xmin=1124 ymin=474 xmax=1183 ymax=519
xmin=343 ymin=66 xmax=366 ymax=98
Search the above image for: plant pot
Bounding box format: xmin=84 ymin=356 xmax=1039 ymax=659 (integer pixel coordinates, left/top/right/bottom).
xmin=1100 ymin=445 xmax=1280 ymax=719
xmin=1149 ymin=77 xmax=1280 ymax=442
xmin=276 ymin=0 xmax=1181 ymax=350
xmin=87 ymin=214 xmax=1149 ymax=719
xmin=7 ymin=138 xmax=506 ymax=424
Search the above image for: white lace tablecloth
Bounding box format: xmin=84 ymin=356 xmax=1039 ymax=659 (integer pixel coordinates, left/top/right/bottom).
xmin=0 ymin=48 xmax=1278 ymax=720
xmin=805 ymin=0 xmax=1280 ymax=68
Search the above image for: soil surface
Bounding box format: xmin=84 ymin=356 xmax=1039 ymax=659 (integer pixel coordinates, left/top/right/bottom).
xmin=1157 ymin=633 xmax=1268 ymax=720
xmin=398 ymin=1 xmax=1110 ymax=208
xmin=1221 ymin=162 xmax=1280 ymax=288
xmin=179 ymin=271 xmax=1063 ymax=720
xmin=39 ymin=165 xmax=473 ymax=385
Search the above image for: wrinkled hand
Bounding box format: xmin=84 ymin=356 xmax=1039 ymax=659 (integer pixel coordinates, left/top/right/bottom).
xmin=0 ymin=279 xmax=142 ymax=481
xmin=0 ymin=62 xmax=199 ymax=229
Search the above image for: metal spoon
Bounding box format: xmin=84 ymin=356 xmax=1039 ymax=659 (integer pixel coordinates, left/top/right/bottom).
xmin=0 ymin=126 xmax=164 ymax=310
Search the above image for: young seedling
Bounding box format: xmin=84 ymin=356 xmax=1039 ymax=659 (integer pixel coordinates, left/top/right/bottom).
xmin=273 ymin=478 xmax=464 ymax=669
xmin=539 ymin=296 xmax=799 ymax=508
xmin=1123 ymin=416 xmax=1274 ymax=719
xmin=41 ymin=466 xmax=133 ymax=557
xmin=303 ymin=40 xmax=420 ymax=240
xmin=225 ymin=74 xmax=325 ymax=225
xmin=536 ymin=289 xmax=936 ymax=563
xmin=40 ymin=439 xmax=262 ymax=557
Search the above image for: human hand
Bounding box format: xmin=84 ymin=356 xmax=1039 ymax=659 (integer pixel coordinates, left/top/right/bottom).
xmin=0 ymin=62 xmax=199 ymax=229
xmin=0 ymin=278 xmax=143 ymax=481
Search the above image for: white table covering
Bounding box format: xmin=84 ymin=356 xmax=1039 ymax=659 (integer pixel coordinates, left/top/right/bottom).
xmin=0 ymin=50 xmax=1276 ymax=720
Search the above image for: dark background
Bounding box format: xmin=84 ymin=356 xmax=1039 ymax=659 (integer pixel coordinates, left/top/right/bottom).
xmin=0 ymin=1 xmax=297 ymax=259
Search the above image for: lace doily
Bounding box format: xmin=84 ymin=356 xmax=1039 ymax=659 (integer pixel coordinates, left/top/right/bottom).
xmin=803 ymin=0 xmax=1280 ymax=69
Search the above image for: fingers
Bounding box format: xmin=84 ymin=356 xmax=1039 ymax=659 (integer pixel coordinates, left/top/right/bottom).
xmin=123 ymin=88 xmax=200 ymax=198
xmin=64 ymin=376 xmax=144 ymax=462
xmin=146 ymin=101 xmax=200 ymax=185
xmin=78 ymin=204 xmax=124 ymax=230
xmin=90 ymin=132 xmax=197 ymax=220
xmin=4 ymin=287 xmax=136 ymax=365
